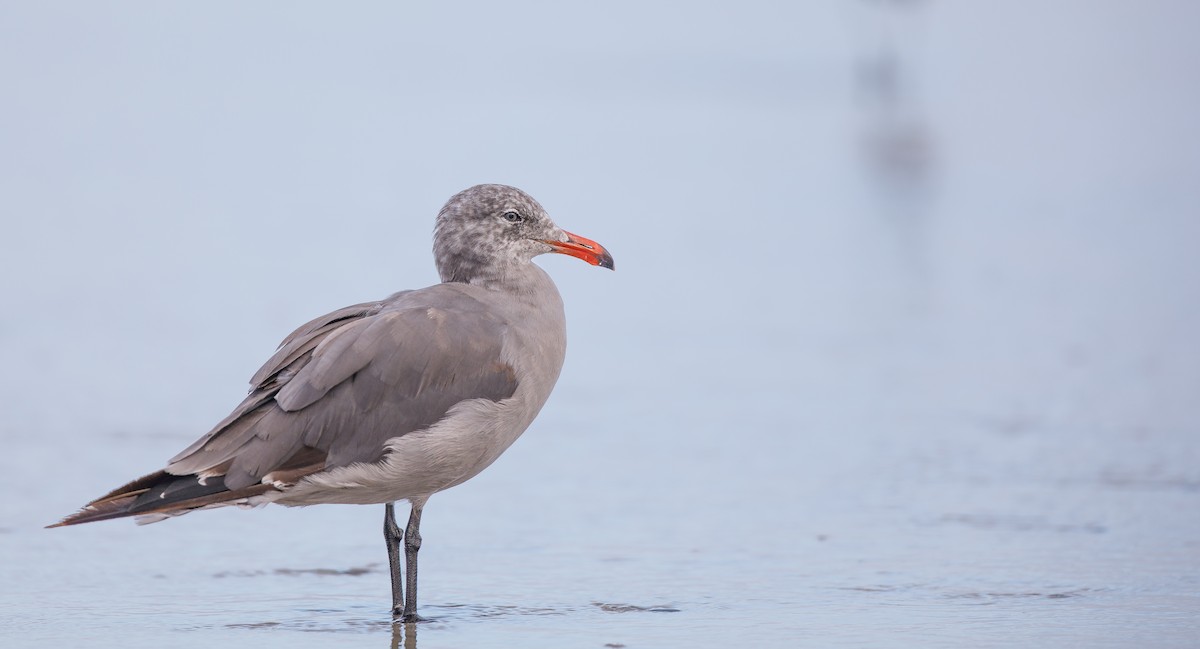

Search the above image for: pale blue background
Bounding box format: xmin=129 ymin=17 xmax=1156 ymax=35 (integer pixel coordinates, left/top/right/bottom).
xmin=2 ymin=2 xmax=1198 ymax=647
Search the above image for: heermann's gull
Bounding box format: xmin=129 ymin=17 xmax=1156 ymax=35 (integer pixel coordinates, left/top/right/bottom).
xmin=49 ymin=184 xmax=613 ymax=622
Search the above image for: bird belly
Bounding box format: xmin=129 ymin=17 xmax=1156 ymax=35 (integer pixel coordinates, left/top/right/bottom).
xmin=273 ymin=396 xmax=535 ymax=506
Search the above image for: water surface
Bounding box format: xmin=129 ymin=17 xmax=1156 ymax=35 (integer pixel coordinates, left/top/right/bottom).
xmin=2 ymin=2 xmax=1198 ymax=647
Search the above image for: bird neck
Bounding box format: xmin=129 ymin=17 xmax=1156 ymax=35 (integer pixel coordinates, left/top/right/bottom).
xmin=477 ymin=262 xmax=554 ymax=297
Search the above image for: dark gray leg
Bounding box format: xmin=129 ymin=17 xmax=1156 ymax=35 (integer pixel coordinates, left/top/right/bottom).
xmin=401 ymin=502 xmax=425 ymax=622
xmin=384 ymin=502 xmax=404 ymax=618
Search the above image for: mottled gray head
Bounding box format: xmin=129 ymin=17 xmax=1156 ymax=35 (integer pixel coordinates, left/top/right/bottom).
xmin=433 ymin=184 xmax=613 ymax=284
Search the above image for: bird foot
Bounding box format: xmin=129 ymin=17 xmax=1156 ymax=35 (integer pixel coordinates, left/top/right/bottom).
xmin=392 ymin=610 xmax=426 ymax=623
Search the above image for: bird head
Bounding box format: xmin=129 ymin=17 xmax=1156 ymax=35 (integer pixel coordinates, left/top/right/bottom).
xmin=434 ymin=184 xmax=614 ymax=284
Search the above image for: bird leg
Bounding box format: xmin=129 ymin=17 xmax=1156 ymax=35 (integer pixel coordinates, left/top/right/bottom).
xmin=401 ymin=501 xmax=425 ymax=622
xmin=384 ymin=502 xmax=405 ymax=619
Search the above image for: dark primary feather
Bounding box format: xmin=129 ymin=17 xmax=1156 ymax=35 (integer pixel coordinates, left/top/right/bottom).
xmin=53 ymin=284 xmax=519 ymax=526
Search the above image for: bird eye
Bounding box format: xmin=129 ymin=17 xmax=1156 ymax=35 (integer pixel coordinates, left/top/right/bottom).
xmin=502 ymin=210 xmax=523 ymax=223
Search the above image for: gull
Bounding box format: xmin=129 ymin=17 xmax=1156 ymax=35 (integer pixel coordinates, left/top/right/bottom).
xmin=49 ymin=184 xmax=614 ymax=622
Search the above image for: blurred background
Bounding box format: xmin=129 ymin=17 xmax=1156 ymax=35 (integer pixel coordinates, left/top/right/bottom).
xmin=2 ymin=2 xmax=1198 ymax=647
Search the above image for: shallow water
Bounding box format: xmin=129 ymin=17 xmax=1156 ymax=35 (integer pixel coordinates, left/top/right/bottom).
xmin=3 ymin=2 xmax=1199 ymax=647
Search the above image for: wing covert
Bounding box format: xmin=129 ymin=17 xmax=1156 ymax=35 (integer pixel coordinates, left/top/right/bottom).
xmin=167 ymin=287 xmax=518 ymax=490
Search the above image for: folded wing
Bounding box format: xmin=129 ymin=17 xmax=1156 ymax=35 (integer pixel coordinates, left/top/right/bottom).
xmin=52 ymin=286 xmax=518 ymax=526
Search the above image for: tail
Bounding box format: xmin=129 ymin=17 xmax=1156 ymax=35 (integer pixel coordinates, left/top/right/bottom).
xmin=47 ymin=471 xmax=276 ymax=528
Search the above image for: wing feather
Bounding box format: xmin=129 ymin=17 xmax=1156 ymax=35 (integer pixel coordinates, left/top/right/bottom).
xmin=52 ymin=285 xmax=521 ymax=524
xmin=166 ymin=285 xmax=518 ymax=490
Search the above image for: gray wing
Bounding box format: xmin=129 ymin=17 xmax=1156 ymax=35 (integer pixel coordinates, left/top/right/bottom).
xmin=166 ymin=286 xmax=518 ymax=490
